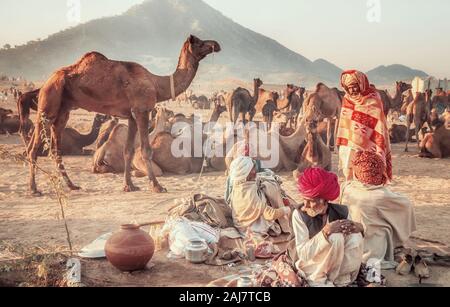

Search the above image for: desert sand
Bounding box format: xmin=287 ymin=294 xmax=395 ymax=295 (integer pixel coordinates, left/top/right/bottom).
xmin=1 ymin=96 xmax=449 ymax=287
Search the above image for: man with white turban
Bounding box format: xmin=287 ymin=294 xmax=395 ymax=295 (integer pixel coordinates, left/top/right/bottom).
xmin=226 ymin=156 xmax=291 ymax=236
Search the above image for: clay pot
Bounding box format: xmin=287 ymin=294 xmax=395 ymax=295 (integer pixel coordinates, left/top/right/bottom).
xmin=105 ymin=224 xmax=155 ymax=272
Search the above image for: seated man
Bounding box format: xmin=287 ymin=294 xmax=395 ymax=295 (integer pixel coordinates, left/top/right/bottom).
xmin=342 ymin=151 xmax=417 ymax=266
xmin=225 ymin=156 xmax=291 ymax=236
xmin=292 ymin=167 xmax=364 ymax=287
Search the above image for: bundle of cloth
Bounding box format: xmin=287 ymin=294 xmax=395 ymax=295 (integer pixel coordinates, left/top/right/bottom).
xmin=167 ymin=156 xmax=296 ymax=265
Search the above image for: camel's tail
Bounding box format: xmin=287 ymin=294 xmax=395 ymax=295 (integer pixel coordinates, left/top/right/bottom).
xmin=17 ymin=89 xmax=39 ymax=143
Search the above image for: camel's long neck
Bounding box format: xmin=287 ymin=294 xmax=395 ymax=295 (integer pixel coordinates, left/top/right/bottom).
xmin=253 ymin=83 xmax=260 ymax=105
xmin=393 ymin=88 xmax=402 ymax=105
xmin=208 ymin=108 xmax=222 ymax=123
xmin=155 ymin=50 xmax=200 ymax=102
xmin=149 ymin=114 xmax=167 ymax=143
xmin=80 ymin=118 xmax=102 ymax=147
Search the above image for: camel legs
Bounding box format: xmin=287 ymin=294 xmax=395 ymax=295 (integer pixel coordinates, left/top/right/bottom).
xmin=414 ymin=120 xmax=424 ymax=149
xmin=27 ymin=122 xmax=44 ymax=196
xmin=51 ymin=111 xmax=80 ymax=191
xmin=123 ymin=117 xmax=139 ymax=192
xmin=135 ymin=111 xmax=167 ymax=193
xmin=404 ymin=115 xmax=413 ymax=152
xmin=326 ymin=119 xmax=335 ymax=152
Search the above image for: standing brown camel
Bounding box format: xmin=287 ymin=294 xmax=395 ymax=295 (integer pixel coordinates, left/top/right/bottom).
xmin=27 ymin=35 xmax=220 ymax=195
xmin=289 ymin=87 xmax=306 ymax=128
xmin=404 ymin=91 xmax=431 ymax=152
xmin=292 ymin=119 xmax=332 ymax=180
xmin=254 ymin=87 xmax=278 ymax=114
xmin=302 ymin=83 xmax=342 ymax=151
xmin=373 ymin=82 xmax=411 ymax=117
xmin=228 ymin=78 xmax=263 ymax=124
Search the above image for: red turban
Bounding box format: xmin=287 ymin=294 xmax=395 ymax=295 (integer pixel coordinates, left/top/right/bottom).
xmin=297 ymin=168 xmax=340 ymax=201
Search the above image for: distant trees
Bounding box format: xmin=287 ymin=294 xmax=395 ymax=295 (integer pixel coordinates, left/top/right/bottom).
xmin=2 ymin=44 xmax=11 ymax=50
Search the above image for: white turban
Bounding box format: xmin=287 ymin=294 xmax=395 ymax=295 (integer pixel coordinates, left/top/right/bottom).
xmin=229 ymin=156 xmax=255 ymax=184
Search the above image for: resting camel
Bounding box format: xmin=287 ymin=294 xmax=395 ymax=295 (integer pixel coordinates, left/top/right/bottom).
xmin=225 ymin=107 xmax=320 ymax=173
xmin=0 ymin=108 xmax=34 ymax=136
xmin=404 ymin=90 xmax=432 ymax=152
xmin=95 ymin=117 xmax=119 ymax=150
xmin=419 ymin=117 xmax=450 ymax=159
xmin=228 ymin=78 xmax=262 ymax=124
xmin=432 ymin=89 xmax=449 ymax=115
xmin=302 ymin=83 xmax=341 ymax=151
xmin=37 ymin=114 xmax=110 ymax=156
xmin=150 ymin=102 xmax=228 ymax=175
xmin=0 ymin=108 xmax=13 ymax=133
xmin=293 ymin=119 xmax=332 ymax=180
xmin=389 ymin=124 xmax=415 ymax=144
xmin=27 ymin=35 xmax=220 ymax=195
xmin=93 ymin=107 xmax=170 ymax=176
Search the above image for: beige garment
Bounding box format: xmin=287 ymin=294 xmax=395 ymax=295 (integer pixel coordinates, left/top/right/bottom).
xmin=292 ymin=210 xmax=364 ymax=287
xmin=230 ymin=182 xmax=285 ymax=234
xmin=342 ymin=181 xmax=417 ymax=263
xmin=259 ymin=175 xmax=292 ymax=235
xmin=339 ymin=146 xmax=356 ymax=181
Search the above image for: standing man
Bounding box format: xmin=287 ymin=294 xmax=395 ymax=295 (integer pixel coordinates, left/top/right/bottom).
xmin=337 ymin=70 xmax=392 ymax=182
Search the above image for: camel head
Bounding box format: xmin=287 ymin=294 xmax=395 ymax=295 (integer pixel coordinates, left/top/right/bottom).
xmin=286 ymin=84 xmax=300 ymax=97
xmin=0 ymin=107 xmax=13 ymax=120
xmin=306 ymin=119 xmax=318 ymax=134
xmin=94 ymin=114 xmax=112 ymax=125
xmin=272 ymin=91 xmax=280 ymax=102
xmin=254 ymin=78 xmax=263 ymax=88
xmin=186 ymin=35 xmax=221 ymax=61
xmin=397 ymin=81 xmax=412 ymax=93
xmin=424 ymin=89 xmax=433 ymax=103
xmin=297 ymin=87 xmax=306 ymax=96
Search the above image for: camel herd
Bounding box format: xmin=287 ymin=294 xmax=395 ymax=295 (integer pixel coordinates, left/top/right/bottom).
xmin=0 ymin=35 xmax=449 ymax=196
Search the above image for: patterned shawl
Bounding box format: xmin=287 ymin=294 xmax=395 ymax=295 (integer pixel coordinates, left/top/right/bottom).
xmin=337 ymin=70 xmax=392 ymax=181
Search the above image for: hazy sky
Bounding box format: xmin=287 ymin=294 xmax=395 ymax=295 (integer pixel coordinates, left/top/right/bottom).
xmin=1 ymin=0 xmax=449 ymax=77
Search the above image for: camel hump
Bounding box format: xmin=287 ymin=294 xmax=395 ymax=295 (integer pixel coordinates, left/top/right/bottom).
xmin=316 ymin=83 xmax=326 ymax=92
xmin=81 ymin=51 xmax=108 ymax=61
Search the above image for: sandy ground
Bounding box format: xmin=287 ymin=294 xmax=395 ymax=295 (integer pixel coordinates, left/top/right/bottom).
xmin=1 ymin=97 xmax=450 ymax=287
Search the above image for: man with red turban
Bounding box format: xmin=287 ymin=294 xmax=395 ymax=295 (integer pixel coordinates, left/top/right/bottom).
xmin=342 ymin=151 xmax=417 ymax=270
xmin=291 ymin=168 xmax=364 ymax=287
xmin=337 ymin=70 xmax=392 ymax=182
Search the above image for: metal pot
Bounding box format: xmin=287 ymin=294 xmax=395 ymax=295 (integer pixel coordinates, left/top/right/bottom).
xmin=185 ymin=240 xmax=208 ymax=264
xmin=237 ymin=276 xmax=254 ymax=287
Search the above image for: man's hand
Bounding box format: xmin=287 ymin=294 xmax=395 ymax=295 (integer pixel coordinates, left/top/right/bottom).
xmin=322 ymin=220 xmax=347 ymax=238
xmin=323 ymin=220 xmax=364 ymax=238
xmin=282 ymin=206 xmax=292 ymax=216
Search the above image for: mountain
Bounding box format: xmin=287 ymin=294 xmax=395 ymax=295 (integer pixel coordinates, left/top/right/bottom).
xmin=0 ymin=0 xmax=341 ymax=87
xmin=0 ymin=0 xmax=429 ymax=88
xmin=367 ymin=64 xmax=429 ymax=85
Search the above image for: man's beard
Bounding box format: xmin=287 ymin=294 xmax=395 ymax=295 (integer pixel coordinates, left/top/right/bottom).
xmin=303 ymin=207 xmax=327 ymax=218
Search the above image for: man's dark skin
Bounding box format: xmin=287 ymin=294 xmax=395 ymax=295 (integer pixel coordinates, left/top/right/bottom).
xmin=345 ymin=82 xmax=361 ymax=98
